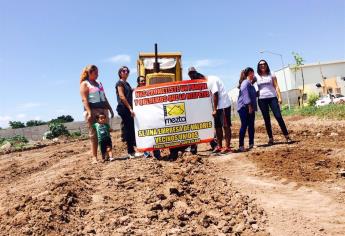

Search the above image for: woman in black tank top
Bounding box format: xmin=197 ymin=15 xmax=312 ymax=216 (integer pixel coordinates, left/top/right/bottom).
xmin=115 ymin=66 xmax=142 ymax=158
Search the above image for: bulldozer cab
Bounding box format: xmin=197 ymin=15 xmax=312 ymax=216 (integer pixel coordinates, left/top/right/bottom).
xmin=137 ymin=50 xmax=182 ymax=86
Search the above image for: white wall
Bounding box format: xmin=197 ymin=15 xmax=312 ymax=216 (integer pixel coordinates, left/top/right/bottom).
xmin=275 ymin=61 xmax=345 ymax=92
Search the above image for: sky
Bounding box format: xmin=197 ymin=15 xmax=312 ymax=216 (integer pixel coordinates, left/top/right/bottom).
xmin=0 ymin=0 xmax=344 ymax=128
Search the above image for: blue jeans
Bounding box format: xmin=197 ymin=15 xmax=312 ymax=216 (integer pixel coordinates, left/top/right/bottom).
xmin=258 ymin=97 xmax=288 ymax=139
xmin=238 ymin=107 xmax=255 ymax=147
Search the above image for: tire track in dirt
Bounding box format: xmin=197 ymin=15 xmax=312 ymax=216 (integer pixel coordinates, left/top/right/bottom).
xmin=0 ymin=140 xmax=90 ymax=186
xmin=213 ymin=154 xmax=345 ymax=236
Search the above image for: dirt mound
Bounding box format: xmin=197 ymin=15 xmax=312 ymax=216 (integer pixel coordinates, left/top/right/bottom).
xmin=245 ymin=118 xmax=345 ymax=184
xmin=0 ymin=134 xmax=269 ymax=235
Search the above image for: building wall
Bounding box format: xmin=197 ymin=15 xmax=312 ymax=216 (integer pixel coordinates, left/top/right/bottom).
xmin=275 ymin=61 xmax=345 ymax=93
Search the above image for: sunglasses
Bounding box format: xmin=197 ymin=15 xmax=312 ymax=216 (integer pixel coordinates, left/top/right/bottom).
xmin=259 ymin=62 xmax=267 ymax=66
xmin=139 ymin=80 xmax=146 ymax=83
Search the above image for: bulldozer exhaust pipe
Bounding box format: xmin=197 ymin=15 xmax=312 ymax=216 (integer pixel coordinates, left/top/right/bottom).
xmin=154 ymin=43 xmax=160 ymax=73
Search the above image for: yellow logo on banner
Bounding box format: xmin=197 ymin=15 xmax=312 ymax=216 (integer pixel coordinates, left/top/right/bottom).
xmin=165 ymin=103 xmax=185 ymax=117
xmin=163 ymin=102 xmax=187 ymax=126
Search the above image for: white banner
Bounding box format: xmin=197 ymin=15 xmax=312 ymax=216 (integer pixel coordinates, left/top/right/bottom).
xmin=133 ymin=80 xmax=214 ymax=151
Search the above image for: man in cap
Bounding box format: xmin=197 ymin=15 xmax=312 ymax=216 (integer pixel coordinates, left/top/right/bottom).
xmin=188 ymin=67 xmax=232 ymax=154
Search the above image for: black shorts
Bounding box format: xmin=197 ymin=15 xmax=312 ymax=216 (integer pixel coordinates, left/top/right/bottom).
xmin=99 ymin=137 xmax=112 ymax=157
xmin=214 ymin=107 xmax=231 ymax=128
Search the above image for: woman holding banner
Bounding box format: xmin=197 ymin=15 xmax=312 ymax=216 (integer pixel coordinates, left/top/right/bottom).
xmin=115 ymin=66 xmax=142 ymax=158
xmin=136 ymin=76 xmax=161 ymax=159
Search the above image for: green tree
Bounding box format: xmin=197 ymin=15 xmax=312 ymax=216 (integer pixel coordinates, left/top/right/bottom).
xmin=292 ymin=52 xmax=305 ymax=105
xmin=9 ymin=121 xmax=25 ymax=129
xmin=46 ymin=122 xmax=70 ymax=139
xmin=50 ymin=115 xmax=74 ymax=123
xmin=26 ymin=120 xmax=47 ymax=127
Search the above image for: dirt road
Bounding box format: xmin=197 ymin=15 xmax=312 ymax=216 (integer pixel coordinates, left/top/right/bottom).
xmin=0 ymin=116 xmax=344 ymax=235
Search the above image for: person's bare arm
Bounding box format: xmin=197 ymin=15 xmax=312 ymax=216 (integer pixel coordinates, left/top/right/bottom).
xmin=212 ymin=92 xmax=219 ymax=116
xmin=273 ymin=76 xmax=282 ymax=104
xmin=104 ymin=96 xmax=114 ymax=118
xmin=118 ymin=85 xmax=135 ymax=117
xmin=80 ymin=82 xmax=92 ymax=121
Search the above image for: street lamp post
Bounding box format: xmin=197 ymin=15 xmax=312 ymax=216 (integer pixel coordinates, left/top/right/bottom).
xmin=260 ymin=50 xmax=291 ymax=110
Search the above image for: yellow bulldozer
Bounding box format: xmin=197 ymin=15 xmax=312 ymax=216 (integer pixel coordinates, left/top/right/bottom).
xmin=137 ymin=44 xmax=182 ymax=85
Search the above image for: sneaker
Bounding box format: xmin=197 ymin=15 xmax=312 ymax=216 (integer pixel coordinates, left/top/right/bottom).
xmin=128 ymin=153 xmax=135 ymax=159
xmin=190 ymin=147 xmax=198 ymax=155
xmin=109 ymin=157 xmax=115 ymax=161
xmin=213 ymin=146 xmax=222 ymax=153
xmin=285 ymin=136 xmax=293 ymax=144
xmin=220 ymin=147 xmax=231 ymax=154
xmin=134 ymin=152 xmax=143 ymax=158
xmin=143 ymin=152 xmax=151 ymax=158
xmin=238 ymin=146 xmax=245 ymax=152
xmin=268 ymin=138 xmax=274 ymax=146
xmin=249 ymin=144 xmax=254 ymax=149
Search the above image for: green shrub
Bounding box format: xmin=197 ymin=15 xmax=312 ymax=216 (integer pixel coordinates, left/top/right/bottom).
xmin=307 ymin=93 xmax=319 ymax=107
xmin=281 ymin=104 xmax=289 ymax=111
xmin=50 ymin=115 xmax=74 ymax=124
xmin=0 ymin=135 xmax=29 ymax=149
xmin=70 ymin=131 xmax=82 ymax=138
xmin=47 ymin=122 xmax=70 ymax=139
xmin=26 ymin=120 xmax=47 ymax=127
xmin=9 ymin=121 xmax=25 ymax=129
xmin=7 ymin=135 xmax=29 ymax=145
xmin=0 ymin=137 xmax=5 ymax=145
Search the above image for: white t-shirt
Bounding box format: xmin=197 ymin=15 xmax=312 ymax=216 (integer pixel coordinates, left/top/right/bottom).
xmin=207 ymin=75 xmax=231 ymax=109
xmin=255 ymin=72 xmax=277 ymax=99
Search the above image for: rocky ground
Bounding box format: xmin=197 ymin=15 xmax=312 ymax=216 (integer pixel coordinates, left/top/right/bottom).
xmin=0 ymin=116 xmax=344 ymax=235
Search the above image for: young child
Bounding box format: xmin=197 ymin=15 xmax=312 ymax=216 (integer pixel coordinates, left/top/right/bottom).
xmin=92 ymin=113 xmax=114 ymax=162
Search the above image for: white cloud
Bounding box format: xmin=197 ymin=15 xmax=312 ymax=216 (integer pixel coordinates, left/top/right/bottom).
xmin=105 ymin=54 xmax=131 ymax=64
xmin=55 ymin=109 xmax=66 ymax=114
xmin=18 ymin=102 xmax=42 ymax=109
xmin=0 ymin=115 xmax=12 ymax=128
xmin=16 ymin=114 xmax=27 ymax=119
xmin=194 ymin=59 xmax=213 ymax=68
xmin=186 ymin=59 xmax=228 ymax=70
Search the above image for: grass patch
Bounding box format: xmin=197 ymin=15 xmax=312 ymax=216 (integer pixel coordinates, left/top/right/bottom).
xmin=281 ymin=104 xmax=345 ymax=120
xmin=0 ymin=135 xmax=29 ymax=149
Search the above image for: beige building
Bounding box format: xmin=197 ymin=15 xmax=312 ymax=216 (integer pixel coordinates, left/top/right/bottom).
xmin=275 ymin=60 xmax=345 ymax=105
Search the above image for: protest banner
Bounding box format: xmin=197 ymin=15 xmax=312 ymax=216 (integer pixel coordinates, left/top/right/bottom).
xmin=133 ymin=79 xmax=214 ymax=151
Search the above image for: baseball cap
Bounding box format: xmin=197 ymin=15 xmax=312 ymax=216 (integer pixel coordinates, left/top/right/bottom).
xmin=188 ymin=67 xmax=197 ymax=73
